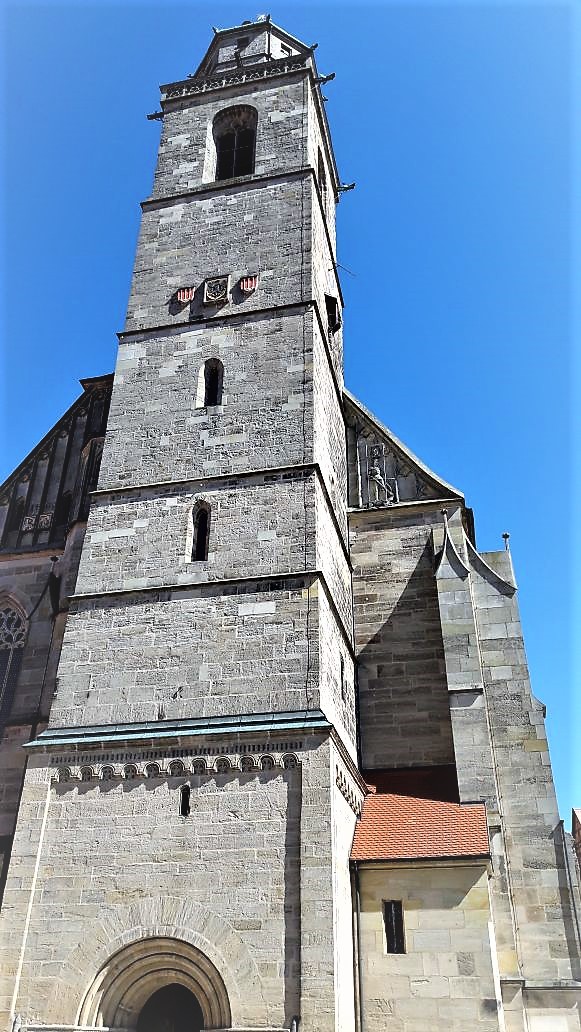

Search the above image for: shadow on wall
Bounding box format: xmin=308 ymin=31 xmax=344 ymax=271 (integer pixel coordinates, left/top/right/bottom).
xmin=359 ymin=863 xmax=486 ymax=914
xmin=551 ymin=822 xmax=581 ymax=981
xmin=284 ymin=765 xmax=302 ymax=1025
xmin=356 ymin=541 xmax=456 ymax=773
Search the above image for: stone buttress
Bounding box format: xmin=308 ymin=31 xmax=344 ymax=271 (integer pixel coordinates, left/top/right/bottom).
xmin=346 ymin=391 xmax=581 ymax=1031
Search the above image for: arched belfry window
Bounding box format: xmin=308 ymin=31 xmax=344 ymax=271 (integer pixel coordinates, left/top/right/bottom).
xmin=191 ymin=502 xmax=211 ymax=562
xmin=213 ymin=106 xmax=257 ymax=181
xmin=204 ymin=358 xmax=224 ymax=407
xmin=0 ymin=601 xmax=27 ymax=721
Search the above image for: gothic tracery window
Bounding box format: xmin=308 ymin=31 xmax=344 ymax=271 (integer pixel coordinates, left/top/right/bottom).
xmin=0 ymin=603 xmax=27 ymax=721
xmin=213 ymin=105 xmax=257 ymax=180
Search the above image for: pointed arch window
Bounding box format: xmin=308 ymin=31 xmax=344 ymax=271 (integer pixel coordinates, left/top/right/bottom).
xmin=204 ymin=358 xmax=224 ymax=407
xmin=191 ymin=503 xmax=211 ymax=562
xmin=213 ymin=105 xmax=257 ymax=181
xmin=0 ymin=602 xmax=27 ymax=722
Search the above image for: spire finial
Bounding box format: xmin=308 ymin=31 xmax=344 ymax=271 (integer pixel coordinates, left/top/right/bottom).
xmin=502 ymin=531 xmax=510 ymax=551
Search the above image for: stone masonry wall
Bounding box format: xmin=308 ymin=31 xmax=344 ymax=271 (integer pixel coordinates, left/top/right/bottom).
xmin=126 ymin=176 xmax=310 ymax=333
xmin=49 ymin=578 xmax=320 ymax=729
xmin=0 ymin=736 xmax=353 ymax=1032
xmin=74 ymin=473 xmax=317 ymax=596
xmin=350 ymin=506 xmax=455 ymax=770
xmin=313 ymin=321 xmax=347 ymax=535
xmin=357 ymin=862 xmax=500 ymax=1031
xmin=99 ymin=310 xmax=315 ymax=491
xmin=0 ymin=738 xmax=357 ymax=1032
xmin=330 ymin=745 xmax=362 ymax=1031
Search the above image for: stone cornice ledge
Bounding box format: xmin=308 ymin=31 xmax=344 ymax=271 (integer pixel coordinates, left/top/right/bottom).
xmin=348 ymin=498 xmax=461 ymax=516
xmin=500 ymin=977 xmax=581 ymax=990
xmin=161 ymin=54 xmax=309 ymax=103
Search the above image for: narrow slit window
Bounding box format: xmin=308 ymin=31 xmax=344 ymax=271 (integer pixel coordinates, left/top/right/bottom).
xmin=340 ymin=654 xmax=346 ymax=701
xmin=192 ymin=504 xmax=210 ymax=562
xmin=325 ymin=294 xmax=341 ymax=335
xmin=204 ymin=358 xmax=224 ymax=407
xmin=180 ymin=784 xmax=191 ymax=817
xmin=318 ymin=148 xmax=327 ymax=203
xmin=383 ymin=900 xmax=405 ymax=954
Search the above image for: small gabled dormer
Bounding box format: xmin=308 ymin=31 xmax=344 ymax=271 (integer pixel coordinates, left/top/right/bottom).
xmin=193 ymin=16 xmax=308 ymax=78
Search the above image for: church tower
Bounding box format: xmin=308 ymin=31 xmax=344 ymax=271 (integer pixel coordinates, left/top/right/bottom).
xmin=2 ymin=15 xmax=581 ymax=1032
xmin=0 ymin=19 xmax=361 ymax=1032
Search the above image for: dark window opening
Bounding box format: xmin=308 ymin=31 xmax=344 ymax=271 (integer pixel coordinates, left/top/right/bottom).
xmin=6 ymin=496 xmax=25 ymax=534
xmin=281 ymin=43 xmax=292 ymax=57
xmin=214 ymin=106 xmax=257 ymax=181
xmin=204 ymin=359 xmax=224 ymax=407
xmin=384 ymin=900 xmax=405 ymax=954
xmin=180 ymin=784 xmax=191 ymax=817
xmin=325 ymin=294 xmax=341 ymax=335
xmin=318 ymin=149 xmax=327 ymax=202
xmin=52 ymin=490 xmax=72 ymax=534
xmin=216 ymin=127 xmax=255 ymax=179
xmin=237 ymin=36 xmax=250 ymax=49
xmin=192 ymin=505 xmax=210 ymax=562
xmin=340 ymin=655 xmax=346 ymax=701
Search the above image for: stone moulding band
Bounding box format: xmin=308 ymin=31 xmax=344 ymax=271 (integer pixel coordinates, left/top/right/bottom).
xmin=160 ymin=55 xmax=309 ymax=101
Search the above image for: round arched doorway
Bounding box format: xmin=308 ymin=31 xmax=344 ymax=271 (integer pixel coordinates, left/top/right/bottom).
xmin=78 ymin=937 xmax=231 ymax=1029
xmin=137 ymin=984 xmax=204 ymax=1032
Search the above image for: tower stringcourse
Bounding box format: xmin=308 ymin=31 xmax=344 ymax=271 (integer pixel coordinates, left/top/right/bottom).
xmin=0 ymin=14 xmax=580 ymax=1032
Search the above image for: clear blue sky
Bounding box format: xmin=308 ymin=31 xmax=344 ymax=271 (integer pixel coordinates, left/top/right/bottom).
xmin=1 ymin=2 xmax=578 ymax=820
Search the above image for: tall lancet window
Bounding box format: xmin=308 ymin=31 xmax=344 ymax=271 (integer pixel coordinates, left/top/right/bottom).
xmin=0 ymin=602 xmax=27 ymax=722
xmin=213 ymin=105 xmax=257 ymax=181
xmin=191 ymin=503 xmax=211 ymax=562
xmin=204 ymin=358 xmax=224 ymax=407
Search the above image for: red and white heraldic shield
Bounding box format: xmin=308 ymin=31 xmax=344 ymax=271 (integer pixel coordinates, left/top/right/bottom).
xmin=177 ymin=286 xmax=195 ymax=304
xmin=240 ymin=275 xmax=258 ymax=293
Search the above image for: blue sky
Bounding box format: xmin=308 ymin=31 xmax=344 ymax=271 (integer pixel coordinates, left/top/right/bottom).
xmin=1 ymin=1 xmax=578 ymax=819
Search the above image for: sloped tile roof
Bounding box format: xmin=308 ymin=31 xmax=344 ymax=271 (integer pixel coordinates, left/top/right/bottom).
xmin=351 ymin=792 xmax=489 ymax=862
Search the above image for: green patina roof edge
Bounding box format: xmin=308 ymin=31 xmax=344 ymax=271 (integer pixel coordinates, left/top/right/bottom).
xmin=25 ymin=709 xmax=331 ymax=750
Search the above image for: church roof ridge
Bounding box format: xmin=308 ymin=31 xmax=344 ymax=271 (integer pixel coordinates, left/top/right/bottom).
xmin=343 ymin=388 xmax=464 ymax=501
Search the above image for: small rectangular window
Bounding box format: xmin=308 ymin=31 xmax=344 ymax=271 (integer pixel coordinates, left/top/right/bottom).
xmin=383 ymin=900 xmax=405 ymax=953
xmin=280 ymin=43 xmax=292 ymax=57
xmin=325 ymin=294 xmax=341 ymax=335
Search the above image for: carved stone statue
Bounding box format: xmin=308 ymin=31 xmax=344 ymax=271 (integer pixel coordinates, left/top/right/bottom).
xmin=368 ymin=458 xmax=394 ymax=506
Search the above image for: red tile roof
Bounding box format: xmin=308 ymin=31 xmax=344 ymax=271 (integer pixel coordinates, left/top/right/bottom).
xmin=351 ymin=792 xmax=489 ymax=862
